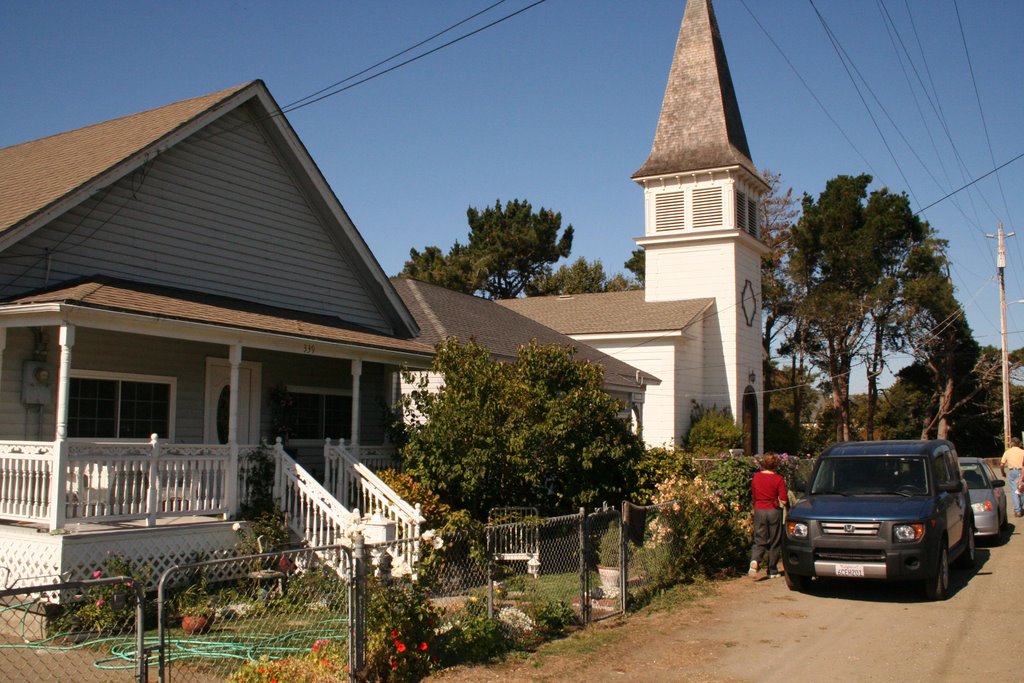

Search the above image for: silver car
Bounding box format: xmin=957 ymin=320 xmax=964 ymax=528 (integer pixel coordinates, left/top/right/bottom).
xmin=960 ymin=457 xmax=1007 ymax=538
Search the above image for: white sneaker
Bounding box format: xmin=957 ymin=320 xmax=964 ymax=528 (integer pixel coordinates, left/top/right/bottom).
xmin=748 ymin=560 xmax=759 ymax=577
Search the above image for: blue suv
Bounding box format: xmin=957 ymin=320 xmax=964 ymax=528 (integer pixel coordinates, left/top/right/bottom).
xmin=783 ymin=440 xmax=975 ymax=600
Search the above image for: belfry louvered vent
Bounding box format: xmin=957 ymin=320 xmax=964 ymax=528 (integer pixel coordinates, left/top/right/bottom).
xmin=692 ymin=187 xmax=723 ymax=229
xmin=747 ymin=197 xmax=758 ymax=237
xmin=654 ymin=191 xmax=685 ymax=231
xmin=736 ymin=190 xmax=748 ymax=232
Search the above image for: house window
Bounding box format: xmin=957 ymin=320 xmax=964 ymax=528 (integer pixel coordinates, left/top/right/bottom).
xmin=68 ymin=375 xmax=172 ymax=439
xmin=290 ymin=391 xmax=352 ymax=440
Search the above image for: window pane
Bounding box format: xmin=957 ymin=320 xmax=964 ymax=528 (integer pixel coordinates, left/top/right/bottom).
xmin=324 ymin=395 xmax=352 ymax=440
xmin=118 ymin=381 xmax=170 ymax=439
xmin=291 ymin=393 xmax=323 ymax=440
xmin=69 ymin=378 xmax=116 ymax=438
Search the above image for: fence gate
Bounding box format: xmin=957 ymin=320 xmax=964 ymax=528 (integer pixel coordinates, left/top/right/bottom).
xmin=0 ymin=576 xmax=148 ymax=682
xmin=156 ymin=543 xmax=355 ymax=682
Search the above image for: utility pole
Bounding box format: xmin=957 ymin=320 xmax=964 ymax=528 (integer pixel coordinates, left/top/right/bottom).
xmin=989 ymin=223 xmax=1015 ymax=447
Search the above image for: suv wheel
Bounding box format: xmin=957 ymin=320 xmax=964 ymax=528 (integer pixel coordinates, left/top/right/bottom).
xmin=953 ymin=524 xmax=976 ymax=569
xmin=784 ymin=571 xmax=806 ymax=593
xmin=924 ymin=545 xmax=949 ymax=601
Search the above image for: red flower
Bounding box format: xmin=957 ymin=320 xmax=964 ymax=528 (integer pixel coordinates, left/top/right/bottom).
xmin=419 ymin=642 xmax=428 ymax=651
xmin=390 ymin=629 xmax=399 ymax=639
xmin=312 ymin=638 xmax=328 ymax=653
xmin=396 ymin=641 xmax=407 ymax=653
xmin=390 ymin=659 xmax=399 ymax=670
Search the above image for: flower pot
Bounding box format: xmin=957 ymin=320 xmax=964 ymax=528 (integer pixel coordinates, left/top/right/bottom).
xmin=596 ymin=565 xmax=621 ymax=598
xmin=181 ymin=614 xmax=213 ymax=635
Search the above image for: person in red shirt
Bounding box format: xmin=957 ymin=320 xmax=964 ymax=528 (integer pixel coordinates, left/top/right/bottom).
xmin=749 ymin=452 xmax=788 ymax=579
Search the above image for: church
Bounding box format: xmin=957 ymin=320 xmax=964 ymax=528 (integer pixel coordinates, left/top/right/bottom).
xmin=501 ymin=0 xmax=767 ymax=453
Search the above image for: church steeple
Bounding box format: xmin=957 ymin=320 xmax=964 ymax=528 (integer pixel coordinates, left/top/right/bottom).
xmin=633 ymin=0 xmax=756 ymax=180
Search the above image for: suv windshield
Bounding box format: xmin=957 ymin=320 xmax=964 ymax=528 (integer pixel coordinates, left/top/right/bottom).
xmin=810 ymin=456 xmax=930 ymax=496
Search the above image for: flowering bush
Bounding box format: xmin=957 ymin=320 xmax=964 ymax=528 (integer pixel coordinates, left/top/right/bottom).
xmin=701 ymin=453 xmax=757 ymax=510
xmin=51 ymin=555 xmax=151 ymax=635
xmin=364 ymin=578 xmax=441 ymax=681
xmin=228 ymin=638 xmax=346 ymax=682
xmin=647 ymin=473 xmax=748 ymax=585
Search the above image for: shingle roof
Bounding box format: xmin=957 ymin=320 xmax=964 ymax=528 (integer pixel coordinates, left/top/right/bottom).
xmin=0 ymin=276 xmax=433 ymax=357
xmin=0 ymin=82 xmax=255 ymax=236
xmin=499 ymin=290 xmax=713 ymax=336
xmin=391 ymin=278 xmax=657 ymax=389
xmin=633 ymin=0 xmax=757 ymax=179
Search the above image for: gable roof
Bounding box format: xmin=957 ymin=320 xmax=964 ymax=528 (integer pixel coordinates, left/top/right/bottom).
xmin=0 ymin=276 xmax=433 ymax=359
xmin=391 ymin=278 xmax=658 ymax=391
xmin=0 ymin=84 xmax=252 ymax=236
xmin=632 ymin=0 xmax=757 ymax=180
xmin=0 ymin=81 xmax=419 ymax=338
xmin=499 ymin=290 xmax=713 ymax=336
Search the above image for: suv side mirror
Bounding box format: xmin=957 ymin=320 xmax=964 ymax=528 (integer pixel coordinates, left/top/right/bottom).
xmin=793 ymin=479 xmax=806 ymax=493
xmin=992 ymin=479 xmax=1005 ymax=488
xmin=939 ymin=480 xmax=964 ymax=494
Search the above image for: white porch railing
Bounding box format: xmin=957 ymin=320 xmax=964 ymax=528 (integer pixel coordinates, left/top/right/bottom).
xmin=66 ymin=438 xmax=231 ymax=524
xmin=0 ymin=442 xmax=54 ymax=522
xmin=324 ymin=438 xmax=423 ymax=548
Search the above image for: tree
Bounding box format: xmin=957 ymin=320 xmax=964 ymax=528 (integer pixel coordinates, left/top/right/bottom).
xmin=400 ymin=199 xmax=573 ymax=299
xmin=398 ymin=339 xmax=645 ymax=518
xmin=758 ymin=169 xmax=800 ymax=418
xmin=789 ymin=175 xmax=934 ymax=443
xmin=526 ymin=257 xmax=637 ymax=296
xmin=624 ymin=248 xmax=645 ymax=288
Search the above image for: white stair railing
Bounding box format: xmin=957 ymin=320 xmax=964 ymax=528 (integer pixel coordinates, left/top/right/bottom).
xmin=323 ymin=438 xmax=424 ymax=570
xmin=270 ymin=439 xmax=354 ymax=549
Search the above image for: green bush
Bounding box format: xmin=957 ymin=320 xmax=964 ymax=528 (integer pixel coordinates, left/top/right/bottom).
xmin=364 ymin=578 xmax=442 ymax=681
xmin=683 ymin=403 xmax=743 ymax=456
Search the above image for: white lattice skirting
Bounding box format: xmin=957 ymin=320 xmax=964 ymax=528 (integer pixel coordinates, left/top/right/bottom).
xmin=0 ymin=521 xmax=239 ymax=599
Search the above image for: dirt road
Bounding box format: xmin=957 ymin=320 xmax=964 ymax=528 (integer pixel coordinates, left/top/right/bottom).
xmin=432 ymin=523 xmax=1021 ymax=682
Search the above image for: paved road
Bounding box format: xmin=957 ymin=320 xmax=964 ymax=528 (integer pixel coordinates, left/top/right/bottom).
xmin=689 ymin=522 xmax=1020 ymax=683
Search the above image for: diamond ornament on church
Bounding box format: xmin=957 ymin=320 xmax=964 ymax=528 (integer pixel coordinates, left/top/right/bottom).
xmin=741 ymin=279 xmax=757 ymax=327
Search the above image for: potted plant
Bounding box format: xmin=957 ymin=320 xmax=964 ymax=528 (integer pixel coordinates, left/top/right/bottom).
xmin=174 ymin=580 xmax=215 ymax=635
xmin=596 ymin=527 xmax=621 ymax=597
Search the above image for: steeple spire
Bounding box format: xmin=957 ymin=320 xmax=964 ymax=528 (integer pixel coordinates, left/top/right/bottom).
xmin=633 ymin=0 xmax=756 ymax=179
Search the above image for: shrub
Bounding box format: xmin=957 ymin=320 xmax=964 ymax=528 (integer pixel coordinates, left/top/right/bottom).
xmin=683 ymin=403 xmax=743 ymax=456
xmin=228 ymin=638 xmax=346 ymax=682
xmin=51 ymin=555 xmax=152 ymax=635
xmin=364 ymin=578 xmax=441 ymax=681
xmin=647 ymin=474 xmax=748 ymax=584
xmin=702 ymin=454 xmax=757 ymax=511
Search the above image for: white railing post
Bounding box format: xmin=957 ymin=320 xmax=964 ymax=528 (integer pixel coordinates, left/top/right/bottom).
xmin=146 ymin=434 xmax=160 ymax=527
xmin=48 ymin=324 xmax=74 ymax=531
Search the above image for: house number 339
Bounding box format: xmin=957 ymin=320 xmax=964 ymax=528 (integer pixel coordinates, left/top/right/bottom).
xmin=303 ymin=344 xmax=316 ymax=354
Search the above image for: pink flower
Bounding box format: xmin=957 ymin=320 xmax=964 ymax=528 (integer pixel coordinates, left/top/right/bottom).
xmin=92 ymin=570 xmax=103 ymax=579
xmin=95 ymin=598 xmax=104 ymax=607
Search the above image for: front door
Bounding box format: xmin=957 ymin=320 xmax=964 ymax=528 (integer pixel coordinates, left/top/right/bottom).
xmin=204 ymin=358 xmax=262 ymax=444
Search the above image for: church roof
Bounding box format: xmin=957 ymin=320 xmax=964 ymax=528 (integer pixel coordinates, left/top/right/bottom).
xmin=633 ymin=0 xmax=757 ymax=179
xmin=498 ymin=290 xmax=713 ymax=336
xmin=391 ymin=278 xmax=658 ymax=390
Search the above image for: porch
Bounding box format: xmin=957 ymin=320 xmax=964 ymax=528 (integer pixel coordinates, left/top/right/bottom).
xmin=0 ymin=436 xmax=422 ymax=589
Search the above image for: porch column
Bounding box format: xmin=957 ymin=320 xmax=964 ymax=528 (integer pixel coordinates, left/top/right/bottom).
xmin=350 ymin=359 xmax=362 ymax=450
xmin=48 ymin=324 xmax=74 ymax=531
xmin=224 ymin=344 xmax=242 ymax=519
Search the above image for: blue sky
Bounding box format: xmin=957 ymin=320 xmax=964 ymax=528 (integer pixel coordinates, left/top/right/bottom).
xmin=3 ymin=0 xmax=1023 ymax=387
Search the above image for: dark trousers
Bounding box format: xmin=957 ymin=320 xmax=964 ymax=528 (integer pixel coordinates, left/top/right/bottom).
xmin=751 ymin=508 xmax=783 ymax=570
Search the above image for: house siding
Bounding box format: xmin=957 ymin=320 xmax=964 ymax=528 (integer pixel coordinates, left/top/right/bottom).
xmin=0 ymin=106 xmax=392 ymax=334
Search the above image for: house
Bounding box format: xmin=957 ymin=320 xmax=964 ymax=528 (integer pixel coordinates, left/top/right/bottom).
xmin=502 ymin=0 xmax=767 ymax=453
xmin=390 ymin=277 xmax=657 ymax=428
xmin=0 ymin=81 xmax=432 ymax=586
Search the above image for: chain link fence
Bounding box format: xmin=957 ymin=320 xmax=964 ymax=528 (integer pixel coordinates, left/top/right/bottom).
xmin=0 ymin=576 xmax=148 ymax=682
xmin=1 ymin=489 xmax=772 ymax=681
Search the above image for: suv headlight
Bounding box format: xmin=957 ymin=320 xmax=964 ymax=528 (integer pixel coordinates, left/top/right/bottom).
xmin=893 ymin=523 xmax=925 ymax=542
xmin=972 ymin=501 xmax=992 ymax=513
xmin=787 ymin=521 xmax=808 ymax=538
